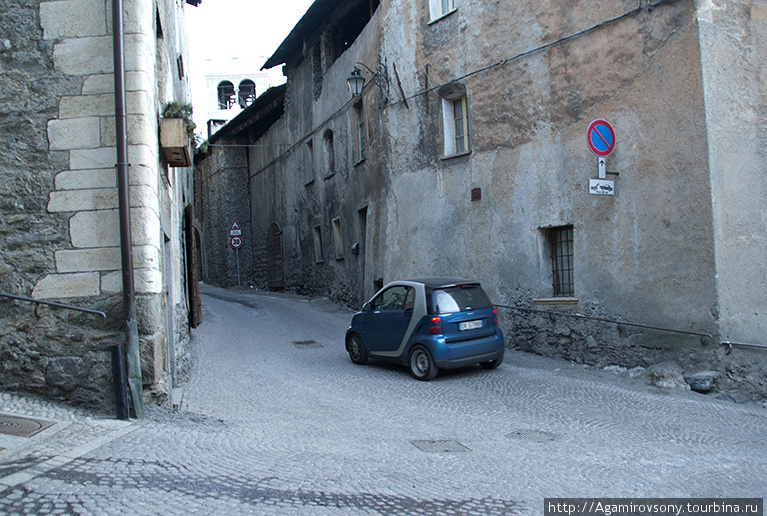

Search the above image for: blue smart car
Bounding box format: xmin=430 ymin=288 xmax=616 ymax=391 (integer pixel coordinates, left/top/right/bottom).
xmin=345 ymin=278 xmax=505 ymax=380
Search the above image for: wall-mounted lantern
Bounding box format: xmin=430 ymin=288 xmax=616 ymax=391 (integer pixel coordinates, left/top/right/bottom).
xmin=347 ymin=61 xmax=389 ymax=105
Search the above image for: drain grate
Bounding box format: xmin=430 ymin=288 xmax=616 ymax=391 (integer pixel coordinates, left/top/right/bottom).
xmin=411 ymin=439 xmax=471 ymax=453
xmin=293 ymin=340 xmax=322 ymax=349
xmin=0 ymin=415 xmax=55 ymax=437
xmin=506 ymin=429 xmax=558 ymax=443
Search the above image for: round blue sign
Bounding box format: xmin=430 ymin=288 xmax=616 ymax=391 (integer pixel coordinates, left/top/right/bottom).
xmin=587 ymin=120 xmax=615 ymax=157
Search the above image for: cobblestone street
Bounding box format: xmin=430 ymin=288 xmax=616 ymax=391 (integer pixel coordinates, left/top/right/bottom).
xmin=1 ymin=284 xmax=766 ymax=514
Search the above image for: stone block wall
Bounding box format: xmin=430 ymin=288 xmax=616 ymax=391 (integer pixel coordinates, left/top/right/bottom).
xmin=0 ymin=0 xmax=194 ymax=410
xmin=37 ymin=0 xmax=162 ymax=303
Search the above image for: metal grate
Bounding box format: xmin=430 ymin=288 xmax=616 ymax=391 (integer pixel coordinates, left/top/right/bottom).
xmin=411 ymin=439 xmax=470 ymax=453
xmin=506 ymin=429 xmax=558 ymax=443
xmin=0 ymin=415 xmax=55 ymax=437
xmin=292 ymin=340 xmax=322 ymax=349
xmin=550 ymin=226 xmax=574 ymax=297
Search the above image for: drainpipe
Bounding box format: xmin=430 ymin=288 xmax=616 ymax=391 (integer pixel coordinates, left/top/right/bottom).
xmin=112 ymin=0 xmax=144 ymax=418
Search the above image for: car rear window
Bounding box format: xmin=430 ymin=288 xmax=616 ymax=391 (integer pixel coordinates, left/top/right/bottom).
xmin=430 ymin=285 xmax=492 ymax=314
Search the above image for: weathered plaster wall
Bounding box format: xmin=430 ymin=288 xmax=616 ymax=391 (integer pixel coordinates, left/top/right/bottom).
xmin=697 ymin=0 xmax=767 ymax=347
xmin=375 ymin=0 xmax=764 ymax=395
xmin=383 ymin=0 xmax=714 ymax=326
xmin=0 ymin=0 xmax=194 ymax=409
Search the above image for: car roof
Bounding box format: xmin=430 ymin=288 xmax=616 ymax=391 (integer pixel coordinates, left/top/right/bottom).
xmin=406 ymin=277 xmax=479 ymax=289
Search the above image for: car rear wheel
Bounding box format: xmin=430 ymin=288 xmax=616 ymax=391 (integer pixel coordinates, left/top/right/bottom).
xmin=480 ymin=354 xmax=503 ymax=370
xmin=409 ymin=345 xmax=438 ymax=381
xmin=347 ymin=334 xmax=368 ymax=365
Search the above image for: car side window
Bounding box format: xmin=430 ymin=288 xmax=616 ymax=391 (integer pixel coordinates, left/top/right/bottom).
xmin=371 ymin=286 xmax=412 ymax=311
xmin=403 ymin=288 xmax=416 ymax=311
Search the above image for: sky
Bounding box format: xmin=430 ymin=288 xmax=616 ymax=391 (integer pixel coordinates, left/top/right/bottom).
xmin=185 ymin=0 xmax=315 ymax=134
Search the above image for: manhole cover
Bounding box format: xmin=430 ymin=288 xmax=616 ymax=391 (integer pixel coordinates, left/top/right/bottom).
xmin=411 ymin=439 xmax=470 ymax=453
xmin=293 ymin=340 xmax=322 ymax=349
xmin=0 ymin=415 xmax=55 ymax=437
xmin=506 ymin=429 xmax=558 ymax=443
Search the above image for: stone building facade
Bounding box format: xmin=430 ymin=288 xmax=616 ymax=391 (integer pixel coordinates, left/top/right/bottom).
xmin=195 ymin=0 xmax=766 ymax=398
xmin=0 ymin=0 xmax=199 ymax=410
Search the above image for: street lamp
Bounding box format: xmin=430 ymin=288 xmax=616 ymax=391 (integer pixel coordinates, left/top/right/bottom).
xmin=346 ymin=61 xmax=389 ymax=104
xmin=347 ymin=67 xmax=366 ymax=97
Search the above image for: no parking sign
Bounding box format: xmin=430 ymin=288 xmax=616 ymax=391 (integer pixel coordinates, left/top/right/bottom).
xmin=587 ymin=120 xmax=615 ymax=157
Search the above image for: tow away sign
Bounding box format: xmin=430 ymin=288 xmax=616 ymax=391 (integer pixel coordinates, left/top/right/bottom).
xmin=589 ymin=179 xmax=615 ymax=196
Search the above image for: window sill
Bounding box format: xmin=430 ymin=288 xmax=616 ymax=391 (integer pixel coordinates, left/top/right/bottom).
xmin=354 ymin=157 xmax=366 ymax=167
xmin=428 ymin=8 xmax=457 ymax=25
xmin=533 ymin=297 xmax=579 ymax=305
xmin=441 ymin=150 xmax=471 ymax=161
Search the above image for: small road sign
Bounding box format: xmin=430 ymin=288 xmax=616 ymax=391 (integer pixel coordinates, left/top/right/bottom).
xmin=587 ymin=120 xmax=616 ymax=157
xmin=589 ymin=179 xmax=615 ymax=196
xmin=230 ymin=235 xmax=243 ymax=249
xmin=230 ymin=220 xmax=242 ymax=236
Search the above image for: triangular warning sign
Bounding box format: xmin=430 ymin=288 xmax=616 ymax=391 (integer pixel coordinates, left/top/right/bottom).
xmin=230 ymin=220 xmax=241 ymax=231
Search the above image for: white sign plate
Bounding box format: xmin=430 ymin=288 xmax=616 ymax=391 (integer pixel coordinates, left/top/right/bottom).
xmin=589 ymin=179 xmax=615 ymax=195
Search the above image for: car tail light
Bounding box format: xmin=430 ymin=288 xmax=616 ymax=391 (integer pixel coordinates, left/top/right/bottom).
xmin=493 ymin=309 xmax=499 ymax=325
xmin=428 ymin=316 xmax=442 ymax=334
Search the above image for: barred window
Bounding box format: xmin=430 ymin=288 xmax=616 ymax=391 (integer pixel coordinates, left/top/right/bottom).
xmin=550 ymin=226 xmax=574 ymax=297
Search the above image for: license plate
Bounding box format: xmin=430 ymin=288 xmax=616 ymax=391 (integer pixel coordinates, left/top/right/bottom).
xmin=459 ymin=320 xmax=483 ymax=331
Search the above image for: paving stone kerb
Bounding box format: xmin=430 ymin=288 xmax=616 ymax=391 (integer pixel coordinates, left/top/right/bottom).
xmin=1 ymin=286 xmax=764 ymax=514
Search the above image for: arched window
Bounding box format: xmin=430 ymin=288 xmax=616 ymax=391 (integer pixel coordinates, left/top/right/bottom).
xmin=238 ymin=79 xmax=256 ymax=108
xmin=217 ymin=81 xmax=235 ymax=110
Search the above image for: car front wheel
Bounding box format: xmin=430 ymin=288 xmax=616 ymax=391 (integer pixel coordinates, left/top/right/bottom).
xmin=347 ymin=334 xmax=368 ymax=365
xmin=409 ymin=345 xmax=438 ymax=381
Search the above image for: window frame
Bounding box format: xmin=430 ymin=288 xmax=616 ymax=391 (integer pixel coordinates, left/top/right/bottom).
xmin=304 ymin=140 xmax=315 ymax=186
xmin=550 ymin=226 xmax=575 ymax=297
xmin=428 ymin=0 xmax=456 ymax=23
xmin=370 ymin=285 xmax=414 ymax=312
xmin=323 ymin=129 xmax=335 ymax=179
xmin=313 ymin=224 xmax=324 ymax=263
xmin=354 ymin=104 xmax=366 ymax=164
xmin=440 ymin=95 xmax=470 ymax=159
xmin=332 ymin=217 xmax=344 ymax=260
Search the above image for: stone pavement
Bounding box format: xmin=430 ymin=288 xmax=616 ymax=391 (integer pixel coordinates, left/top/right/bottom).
xmin=0 ymin=285 xmax=765 ymax=515
xmin=0 ymin=392 xmax=138 ymax=501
